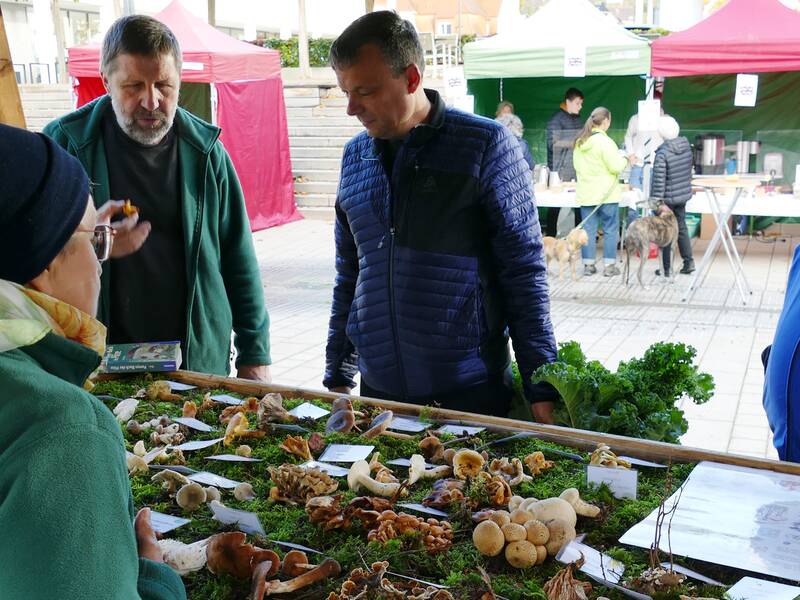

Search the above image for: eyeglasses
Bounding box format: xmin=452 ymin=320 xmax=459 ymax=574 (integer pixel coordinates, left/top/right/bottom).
xmin=76 ymin=225 xmax=115 ymax=262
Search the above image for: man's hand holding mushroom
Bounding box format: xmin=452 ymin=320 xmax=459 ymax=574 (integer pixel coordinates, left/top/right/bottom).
xmin=97 ymin=199 xmax=151 ymax=258
xmin=135 ymin=508 xmax=164 ymax=563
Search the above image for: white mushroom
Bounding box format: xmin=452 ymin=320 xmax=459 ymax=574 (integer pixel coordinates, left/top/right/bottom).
xmin=113 ymin=398 xmax=139 ymax=423
xmin=407 ymin=454 xmax=453 ymax=486
xmin=133 ymin=440 xmax=147 ymax=457
xmin=527 ymin=497 xmax=577 ymax=529
xmin=559 ymin=487 xmax=601 ymax=518
xmin=126 ymin=453 xmax=149 ymax=476
xmin=157 ymin=538 xmax=210 ymax=575
xmin=234 ymin=482 xmax=256 ymax=501
xmin=347 ymin=460 xmax=406 ymax=498
xmin=176 ymin=482 xmax=207 ymax=511
xmin=204 ymin=487 xmax=222 ymax=504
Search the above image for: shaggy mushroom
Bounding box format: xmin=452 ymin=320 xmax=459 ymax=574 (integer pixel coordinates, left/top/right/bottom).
xmin=408 ymin=454 xmax=453 ymax=485
xmin=325 ymin=397 xmax=356 ymax=434
xmin=452 ymin=449 xmax=485 ymax=479
xmin=176 ymin=482 xmax=207 ymax=511
xmin=258 ymin=558 xmax=341 ymax=597
xmin=151 ymin=469 xmax=190 ymax=495
xmin=257 ymin=392 xmax=297 ymax=427
xmin=157 ymin=537 xmax=210 ymax=575
xmin=505 ymin=540 xmax=538 ymax=569
xmin=559 ymin=488 xmax=600 ymax=518
xmin=280 ymin=435 xmax=313 ymax=461
xmin=347 ymin=460 xmax=406 ymax=498
xmin=268 ymin=464 xmax=338 ymax=505
xmin=362 ymin=411 xmax=412 ymax=440
xmin=543 ymin=558 xmax=592 ymax=600
xmin=145 ymin=381 xmax=182 ymax=402
xmin=234 ymin=482 xmax=256 ymax=501
xmin=472 ymin=520 xmax=505 ymax=557
xmin=206 ymin=532 xmax=280 ymax=579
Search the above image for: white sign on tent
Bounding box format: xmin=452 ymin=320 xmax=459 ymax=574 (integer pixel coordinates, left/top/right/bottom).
xmin=564 ymin=47 xmax=587 ymax=78
xmin=734 ymin=74 xmax=759 ymax=107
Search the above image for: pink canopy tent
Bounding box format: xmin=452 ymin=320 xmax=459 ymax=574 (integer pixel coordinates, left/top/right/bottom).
xmin=67 ymin=0 xmax=300 ymax=231
xmin=651 ymin=0 xmax=800 ymax=77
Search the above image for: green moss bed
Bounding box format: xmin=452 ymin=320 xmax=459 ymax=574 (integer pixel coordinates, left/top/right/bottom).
xmin=95 ymin=376 xmax=767 ymax=599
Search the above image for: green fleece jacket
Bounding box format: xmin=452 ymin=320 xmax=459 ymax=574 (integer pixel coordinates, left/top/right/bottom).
xmin=43 ymin=96 xmax=271 ymax=375
xmin=0 ymin=333 xmax=186 ymax=600
xmin=573 ymin=128 xmax=629 ymax=206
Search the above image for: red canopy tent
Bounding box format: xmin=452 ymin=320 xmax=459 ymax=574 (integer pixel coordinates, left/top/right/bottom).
xmin=67 ymin=0 xmax=300 ymax=231
xmin=651 ymin=0 xmax=800 ymax=77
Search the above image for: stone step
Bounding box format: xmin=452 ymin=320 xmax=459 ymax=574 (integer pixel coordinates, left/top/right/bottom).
xmin=312 ymin=105 xmax=352 ymax=117
xmin=298 ymin=205 xmax=336 ymax=220
xmin=23 ymin=107 xmax=72 ymax=119
xmin=285 ymin=96 xmax=321 ymax=108
xmin=293 ymin=168 xmax=340 ymax=182
xmin=289 ymin=136 xmax=352 ymax=147
xmin=291 ymin=158 xmax=342 ymax=171
xmin=295 ymin=193 xmax=337 ymax=208
xmin=284 ymin=87 xmax=321 ymax=99
xmin=290 ymin=146 xmax=343 ymax=159
xmin=294 ymin=180 xmax=338 ymax=194
xmin=318 ymin=96 xmax=348 ymax=108
xmin=287 ymin=116 xmax=361 ymax=128
xmin=286 ymin=107 xmax=314 ymax=119
xmin=289 ymin=125 xmax=363 ymax=137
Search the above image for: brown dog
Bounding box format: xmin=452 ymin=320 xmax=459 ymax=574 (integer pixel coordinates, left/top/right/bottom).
xmin=543 ymin=227 xmax=590 ymax=281
xmin=623 ymin=201 xmax=679 ymax=288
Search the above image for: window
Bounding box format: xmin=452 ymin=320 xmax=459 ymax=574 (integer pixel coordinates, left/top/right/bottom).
xmin=60 ymin=8 xmax=101 ymax=46
xmin=216 ymin=26 xmax=245 ymax=40
xmin=438 ymin=22 xmax=452 ymax=35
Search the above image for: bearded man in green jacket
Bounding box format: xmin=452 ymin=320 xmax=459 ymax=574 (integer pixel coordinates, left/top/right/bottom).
xmin=44 ymin=15 xmax=271 ymax=381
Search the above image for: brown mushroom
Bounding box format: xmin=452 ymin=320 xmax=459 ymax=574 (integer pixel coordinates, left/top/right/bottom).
xmin=206 ymin=532 xmax=280 ymax=580
xmin=280 ymin=435 xmax=313 ymax=462
xmin=197 ymin=393 xmax=220 ymax=415
xmin=182 ymin=401 xmax=198 ymax=419
xmin=220 ymin=397 xmax=260 ymax=424
xmin=452 ymin=449 xmax=485 ymax=479
xmin=524 ymin=451 xmax=555 ymax=476
xmin=257 ymin=392 xmax=298 ymax=427
xmin=325 ymin=397 xmax=356 ymax=434
xmin=145 ymin=381 xmax=182 ymax=402
xmin=258 ymin=558 xmax=341 ymax=596
xmin=361 ymin=411 xmax=412 ymax=440
xmin=472 ymin=520 xmax=505 ymax=557
xmin=280 ymin=550 xmax=314 ymax=578
xmin=224 ymin=412 xmax=266 ymax=447
xmin=419 ymin=435 xmax=446 ymax=463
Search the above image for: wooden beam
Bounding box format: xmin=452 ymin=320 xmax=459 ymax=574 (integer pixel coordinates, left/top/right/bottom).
xmin=158 ymin=370 xmax=800 ymax=477
xmin=0 ymin=5 xmax=25 ymax=128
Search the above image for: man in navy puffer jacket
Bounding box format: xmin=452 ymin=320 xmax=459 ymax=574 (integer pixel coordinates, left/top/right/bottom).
xmin=322 ymin=11 xmax=558 ymax=421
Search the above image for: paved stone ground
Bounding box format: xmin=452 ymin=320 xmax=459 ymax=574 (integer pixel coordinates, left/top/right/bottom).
xmin=253 ymin=218 xmax=792 ymax=460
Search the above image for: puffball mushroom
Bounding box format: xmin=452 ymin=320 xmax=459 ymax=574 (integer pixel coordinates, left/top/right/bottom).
xmin=559 ymin=488 xmax=601 ymax=518
xmin=472 ymin=520 xmax=505 ymax=557
xmin=524 ymin=519 xmax=550 ymax=546
xmin=234 ymin=482 xmax=256 ymax=502
xmin=176 ymin=482 xmax=207 ymax=511
xmin=510 ymin=509 xmax=535 ymax=525
xmin=488 ymin=510 xmax=511 ymax=528
xmin=505 ymin=540 xmax=538 ymax=569
xmin=501 ymin=523 xmax=527 ymax=543
xmin=452 ymin=449 xmax=485 ymax=479
xmin=528 ymin=497 xmax=577 ymax=529
xmin=157 ymin=537 xmax=210 ymax=576
xmin=347 ymin=460 xmax=405 ymax=498
xmin=544 ymin=518 xmax=577 ymax=556
xmin=408 ymin=454 xmax=453 ymax=486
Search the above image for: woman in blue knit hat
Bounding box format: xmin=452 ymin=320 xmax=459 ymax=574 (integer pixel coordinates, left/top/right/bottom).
xmin=0 ymin=124 xmax=185 ymax=600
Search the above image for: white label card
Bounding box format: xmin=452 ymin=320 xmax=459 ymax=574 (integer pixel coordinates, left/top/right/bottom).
xmin=726 ymin=576 xmax=800 ymax=600
xmin=269 ymin=540 xmax=323 ymax=555
xmin=166 ymin=381 xmax=196 ymax=391
xmin=557 ymin=540 xmax=625 ymax=584
xmin=149 ymin=511 xmax=191 ymax=534
xmin=620 ymin=456 xmax=666 ymax=469
xmin=587 ymin=464 xmax=638 ymax=499
xmin=318 ymin=444 xmax=374 ymax=463
xmin=188 ymin=471 xmax=240 ymax=489
xmin=660 ymin=562 xmax=723 ymax=586
xmin=288 ymin=402 xmax=330 ymax=420
xmin=734 ymin=73 xmax=759 ymax=107
xmin=210 ymin=394 xmax=243 ymax=406
xmin=300 ymin=461 xmax=350 ymax=477
xmin=206 ymin=454 xmax=263 ymax=462
xmin=209 ymin=501 xmax=265 ymax=536
xmin=437 ymin=424 xmax=485 ymax=436
xmin=169 ymin=437 xmax=223 ymax=451
xmin=389 ymin=416 xmax=430 ymax=433
xmin=564 ymin=46 xmax=587 ymax=78
xmin=173 ymin=417 xmax=215 ymax=432
xmin=396 ymin=503 xmax=449 ymax=518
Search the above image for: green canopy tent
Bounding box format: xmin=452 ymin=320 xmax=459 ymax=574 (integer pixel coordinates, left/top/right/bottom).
xmin=463 ymin=0 xmax=651 ymax=161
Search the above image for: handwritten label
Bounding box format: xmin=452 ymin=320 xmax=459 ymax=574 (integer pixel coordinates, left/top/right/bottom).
xmin=209 ymin=501 xmax=265 ymax=536
xmin=620 ymin=456 xmax=666 ymax=469
xmin=734 ymin=73 xmax=759 ymax=107
xmin=188 ymin=471 xmax=240 ymax=489
xmin=299 ymin=461 xmax=350 ymax=477
xmin=173 ymin=417 xmax=215 ymax=432
xmin=269 ymin=540 xmax=323 ymax=554
xmin=206 ymin=454 xmax=262 ymax=463
xmin=318 ymin=444 xmax=374 ymax=463
xmin=170 ymin=437 xmax=224 ymax=451
xmin=149 ymin=511 xmax=191 ymax=534
xmin=288 ymin=402 xmax=330 ymax=420
xmin=389 ymin=416 xmax=430 ymax=433
xmin=396 ymin=503 xmax=449 ymax=518
xmin=587 ymin=464 xmax=638 ymax=499
xmin=387 ymin=458 xmax=437 ymax=469
xmin=564 ymin=46 xmax=586 ymax=78
xmin=166 ymin=381 xmax=196 ymax=391
xmin=209 ymin=393 xmax=243 ymax=406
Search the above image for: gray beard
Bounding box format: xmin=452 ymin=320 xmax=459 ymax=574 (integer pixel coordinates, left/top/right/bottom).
xmin=111 ymin=97 xmax=174 ymax=146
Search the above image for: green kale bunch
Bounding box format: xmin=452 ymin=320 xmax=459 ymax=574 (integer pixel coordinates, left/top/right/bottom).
xmin=533 ymin=341 xmax=714 ymax=443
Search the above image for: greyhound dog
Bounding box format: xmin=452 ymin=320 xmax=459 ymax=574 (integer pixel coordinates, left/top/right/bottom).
xmin=543 ymin=227 xmax=590 ymax=281
xmin=623 ymin=201 xmax=679 ymax=288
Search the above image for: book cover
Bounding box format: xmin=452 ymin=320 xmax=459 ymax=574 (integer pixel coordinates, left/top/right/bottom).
xmin=101 ymin=341 xmax=183 ymax=373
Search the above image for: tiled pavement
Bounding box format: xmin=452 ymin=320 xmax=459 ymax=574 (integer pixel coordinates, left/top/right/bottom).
xmin=253 ymin=218 xmax=793 ymax=461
